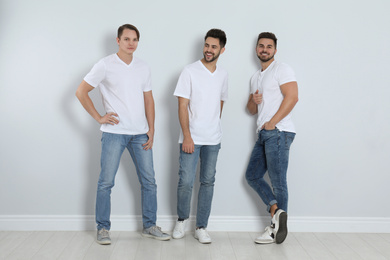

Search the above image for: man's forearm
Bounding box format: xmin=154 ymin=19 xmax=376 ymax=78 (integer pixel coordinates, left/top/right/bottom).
xmin=269 ymin=95 xmax=298 ymax=127
xmin=247 ymin=94 xmax=258 ymax=115
xmin=144 ymin=92 xmax=155 ymax=133
xmin=178 ymin=102 xmax=191 ymax=138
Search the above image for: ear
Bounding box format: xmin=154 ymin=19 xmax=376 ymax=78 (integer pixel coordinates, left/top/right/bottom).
xmin=116 ymin=37 xmax=120 ymax=45
xmin=220 ymin=47 xmax=226 ymax=55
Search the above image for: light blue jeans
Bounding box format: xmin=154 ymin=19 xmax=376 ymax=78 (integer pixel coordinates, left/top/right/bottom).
xmin=245 ymin=129 xmax=295 ymax=212
xmin=96 ymin=132 xmax=157 ymax=230
xmin=177 ymin=143 xmax=221 ymax=228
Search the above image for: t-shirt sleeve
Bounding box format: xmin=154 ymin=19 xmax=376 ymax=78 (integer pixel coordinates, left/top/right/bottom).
xmin=143 ymin=66 xmax=152 ymax=92
xmin=276 ymin=63 xmax=297 ymax=86
xmin=83 ymin=59 xmax=106 ymax=88
xmin=221 ymin=74 xmax=228 ymax=101
xmin=173 ymin=68 xmax=191 ymax=99
xmin=250 ymin=73 xmax=258 ymax=94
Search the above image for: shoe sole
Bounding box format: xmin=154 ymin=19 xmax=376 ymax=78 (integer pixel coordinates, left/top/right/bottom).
xmin=275 ymin=211 xmax=288 ymax=244
xmin=194 ymin=234 xmax=211 ymax=244
xmin=254 ymin=239 xmax=275 ymax=244
xmin=172 ymin=233 xmax=185 ymax=239
xmin=96 ymin=240 xmax=111 ymax=245
xmin=141 ymin=233 xmax=171 ymax=241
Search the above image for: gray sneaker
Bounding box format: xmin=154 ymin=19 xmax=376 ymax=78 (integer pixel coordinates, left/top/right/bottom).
xmin=142 ymin=226 xmax=171 ymax=241
xmin=97 ymin=228 xmax=111 ymax=245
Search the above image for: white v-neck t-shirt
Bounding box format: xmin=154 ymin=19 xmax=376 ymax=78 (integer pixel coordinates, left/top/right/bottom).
xmin=174 ymin=60 xmax=229 ymax=145
xmin=250 ymin=60 xmax=297 ymax=133
xmin=84 ymin=54 xmax=152 ymax=135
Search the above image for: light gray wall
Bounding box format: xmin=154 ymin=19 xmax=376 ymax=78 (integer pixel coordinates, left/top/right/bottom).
xmin=1 ymin=0 xmax=389 ymax=228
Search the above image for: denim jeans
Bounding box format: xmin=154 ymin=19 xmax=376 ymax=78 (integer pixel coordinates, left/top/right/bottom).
xmin=96 ymin=132 xmax=157 ymax=230
xmin=177 ymin=143 xmax=221 ymax=228
xmin=245 ymin=129 xmax=295 ymax=212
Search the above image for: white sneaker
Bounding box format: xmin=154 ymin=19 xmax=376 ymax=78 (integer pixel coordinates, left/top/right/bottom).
xmin=172 ymin=219 xmax=188 ymax=239
xmin=194 ymin=228 xmax=212 ymax=244
xmin=254 ymin=226 xmax=275 ymax=244
xmin=272 ymin=209 xmax=288 ymax=244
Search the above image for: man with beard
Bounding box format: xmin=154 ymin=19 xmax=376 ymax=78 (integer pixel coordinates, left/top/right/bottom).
xmin=171 ymin=29 xmax=228 ymax=244
xmin=246 ymin=32 xmax=298 ymax=244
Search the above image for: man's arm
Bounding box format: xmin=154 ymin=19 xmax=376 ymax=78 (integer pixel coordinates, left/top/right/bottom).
xmin=75 ymin=80 xmax=119 ymax=125
xmin=178 ymin=97 xmax=194 ymax=154
xmin=143 ymin=90 xmax=155 ymax=150
xmin=246 ymin=90 xmax=262 ymax=115
xmin=220 ymin=101 xmax=224 ymax=118
xmin=262 ymin=81 xmax=298 ymax=130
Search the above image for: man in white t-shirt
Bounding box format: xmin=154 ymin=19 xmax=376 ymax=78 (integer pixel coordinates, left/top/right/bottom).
xmin=246 ymin=32 xmax=299 ymax=245
xmin=171 ymin=29 xmax=228 ymax=244
xmin=75 ymin=24 xmax=170 ymax=244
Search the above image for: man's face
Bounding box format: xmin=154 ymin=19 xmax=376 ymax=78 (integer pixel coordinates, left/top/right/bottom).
xmin=256 ymin=38 xmax=277 ymax=62
xmin=117 ymin=29 xmax=138 ymax=55
xmin=203 ymin=37 xmax=225 ymax=63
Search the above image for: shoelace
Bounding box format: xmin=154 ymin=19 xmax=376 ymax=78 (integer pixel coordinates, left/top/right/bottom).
xmin=150 ymin=226 xmax=163 ymax=233
xmin=174 ymin=222 xmax=184 ymax=231
xmin=198 ymin=228 xmax=210 ymax=238
xmin=99 ymin=229 xmax=109 ymax=238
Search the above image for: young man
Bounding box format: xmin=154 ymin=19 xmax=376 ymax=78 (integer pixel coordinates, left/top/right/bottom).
xmin=172 ymin=29 xmax=228 ymax=244
xmin=75 ymin=24 xmax=170 ymax=244
xmin=246 ymin=32 xmax=298 ymax=244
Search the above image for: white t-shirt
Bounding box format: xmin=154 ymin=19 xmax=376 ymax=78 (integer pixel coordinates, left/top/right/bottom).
xmin=174 ymin=60 xmax=228 ymax=145
xmin=84 ymin=54 xmax=152 ymax=135
xmin=250 ymin=60 xmax=297 ymax=133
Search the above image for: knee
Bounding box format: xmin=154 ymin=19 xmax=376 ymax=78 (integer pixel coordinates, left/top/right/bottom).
xmin=97 ymin=180 xmax=115 ymax=192
xmin=200 ymin=175 xmax=215 ymax=186
xmin=142 ymin=181 xmax=157 ymax=192
xmin=178 ymin=179 xmax=193 ymax=191
xmin=178 ymin=174 xmax=194 ymax=191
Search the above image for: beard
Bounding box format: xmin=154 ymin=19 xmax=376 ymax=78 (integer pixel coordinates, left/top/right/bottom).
xmin=203 ymin=51 xmax=221 ymax=63
xmin=257 ymin=52 xmax=275 ymax=62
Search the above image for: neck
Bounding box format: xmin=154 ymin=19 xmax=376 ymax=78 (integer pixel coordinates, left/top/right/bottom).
xmin=201 ymin=58 xmax=217 ymax=73
xmin=117 ymin=51 xmax=133 ymax=65
xmin=261 ymin=58 xmax=274 ymax=71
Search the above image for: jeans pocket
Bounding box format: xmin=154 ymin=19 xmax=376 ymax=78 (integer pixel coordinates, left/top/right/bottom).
xmin=284 ymin=132 xmax=295 ymax=149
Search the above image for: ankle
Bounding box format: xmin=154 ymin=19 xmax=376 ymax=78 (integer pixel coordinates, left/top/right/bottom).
xmin=270 ymin=205 xmax=279 ymax=217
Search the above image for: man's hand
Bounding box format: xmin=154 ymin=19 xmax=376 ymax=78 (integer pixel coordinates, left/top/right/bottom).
xmin=142 ymin=130 xmax=154 ymax=150
xmin=262 ymin=121 xmax=276 ymax=130
xmin=98 ymin=112 xmax=119 ymax=125
xmin=252 ymin=90 xmax=263 ymax=104
xmin=182 ymin=137 xmax=195 ymax=154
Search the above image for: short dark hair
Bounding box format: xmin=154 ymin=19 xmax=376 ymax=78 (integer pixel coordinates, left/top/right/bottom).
xmin=257 ymin=32 xmax=277 ymax=48
xmin=205 ymin=29 xmax=227 ymax=48
xmin=117 ymin=24 xmax=140 ymax=40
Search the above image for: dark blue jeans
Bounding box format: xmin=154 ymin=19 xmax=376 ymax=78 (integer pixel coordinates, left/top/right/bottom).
xmin=245 ymin=129 xmax=295 ymax=212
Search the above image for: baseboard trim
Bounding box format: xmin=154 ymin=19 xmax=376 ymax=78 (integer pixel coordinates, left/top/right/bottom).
xmin=0 ymin=215 xmax=389 ymax=233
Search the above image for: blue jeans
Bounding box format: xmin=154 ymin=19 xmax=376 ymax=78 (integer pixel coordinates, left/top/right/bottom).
xmin=245 ymin=129 xmax=295 ymax=212
xmin=177 ymin=143 xmax=221 ymax=228
xmin=96 ymin=132 xmax=157 ymax=230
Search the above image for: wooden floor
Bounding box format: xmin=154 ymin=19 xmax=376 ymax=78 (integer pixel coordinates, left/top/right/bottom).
xmin=0 ymin=231 xmax=389 ymax=260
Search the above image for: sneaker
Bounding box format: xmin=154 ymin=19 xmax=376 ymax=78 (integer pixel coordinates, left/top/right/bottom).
xmin=142 ymin=226 xmax=171 ymax=241
xmin=96 ymin=228 xmax=111 ymax=245
xmin=272 ymin=209 xmax=288 ymax=244
xmin=172 ymin=219 xmax=188 ymax=239
xmin=194 ymin=228 xmax=212 ymax=244
xmin=254 ymin=226 xmax=275 ymax=244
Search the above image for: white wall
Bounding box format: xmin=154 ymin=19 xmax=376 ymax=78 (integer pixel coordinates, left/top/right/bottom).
xmin=1 ymin=0 xmax=390 ymax=232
